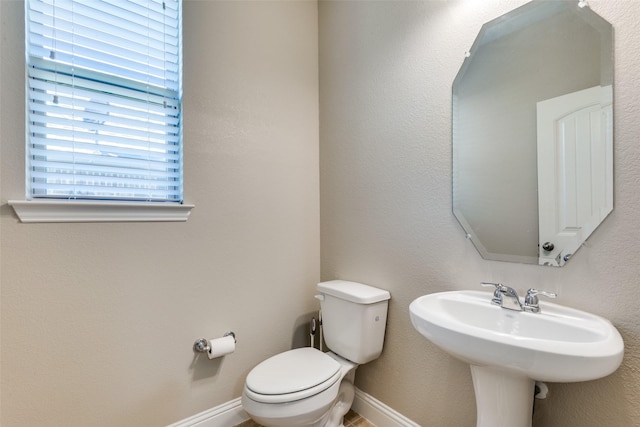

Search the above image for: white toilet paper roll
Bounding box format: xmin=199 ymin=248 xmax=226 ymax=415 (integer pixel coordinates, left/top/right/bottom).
xmin=207 ymin=335 xmax=236 ymax=359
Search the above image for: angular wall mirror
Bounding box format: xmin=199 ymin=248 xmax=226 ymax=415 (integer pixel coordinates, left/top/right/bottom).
xmin=452 ymin=0 xmax=613 ymax=267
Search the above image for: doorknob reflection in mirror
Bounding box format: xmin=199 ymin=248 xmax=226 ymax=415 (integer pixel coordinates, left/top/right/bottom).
xmin=542 ymin=242 xmax=555 ymax=252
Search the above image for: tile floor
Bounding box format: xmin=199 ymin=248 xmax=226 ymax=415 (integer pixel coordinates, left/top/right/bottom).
xmin=234 ymin=409 xmax=376 ymax=427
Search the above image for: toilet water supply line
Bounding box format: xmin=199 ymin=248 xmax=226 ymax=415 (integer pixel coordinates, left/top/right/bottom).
xmin=310 ymin=312 xmax=324 ymax=351
xmin=314 ymin=294 xmax=325 ymax=351
xmin=319 ymin=310 xmax=324 ymax=351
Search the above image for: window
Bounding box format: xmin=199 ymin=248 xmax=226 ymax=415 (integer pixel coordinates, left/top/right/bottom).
xmin=25 ymin=0 xmax=183 ymax=204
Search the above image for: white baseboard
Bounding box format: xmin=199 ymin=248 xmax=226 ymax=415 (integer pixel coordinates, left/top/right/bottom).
xmin=168 ymin=388 xmax=419 ymax=427
xmin=352 ymin=388 xmax=420 ymax=427
xmin=166 ymin=397 xmax=248 ymax=427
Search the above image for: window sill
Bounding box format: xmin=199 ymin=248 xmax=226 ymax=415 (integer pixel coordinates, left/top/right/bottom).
xmin=8 ymin=200 xmax=195 ymax=223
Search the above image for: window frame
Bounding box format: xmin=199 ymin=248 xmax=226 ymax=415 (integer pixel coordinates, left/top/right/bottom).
xmin=11 ymin=0 xmax=193 ymax=223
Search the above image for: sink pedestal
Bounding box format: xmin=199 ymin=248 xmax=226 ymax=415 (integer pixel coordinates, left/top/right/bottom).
xmin=470 ymin=365 xmax=535 ymax=427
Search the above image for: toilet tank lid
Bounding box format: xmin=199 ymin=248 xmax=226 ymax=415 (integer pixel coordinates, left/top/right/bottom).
xmin=317 ymin=280 xmax=390 ymax=304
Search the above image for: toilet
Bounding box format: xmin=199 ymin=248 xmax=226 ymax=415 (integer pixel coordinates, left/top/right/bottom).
xmin=241 ymin=280 xmax=391 ymax=427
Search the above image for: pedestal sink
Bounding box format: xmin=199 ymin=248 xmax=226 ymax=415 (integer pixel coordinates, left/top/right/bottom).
xmin=409 ymin=290 xmax=624 ymax=427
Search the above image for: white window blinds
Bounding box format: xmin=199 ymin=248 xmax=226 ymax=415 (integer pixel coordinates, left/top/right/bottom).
xmin=26 ymin=0 xmax=183 ymax=202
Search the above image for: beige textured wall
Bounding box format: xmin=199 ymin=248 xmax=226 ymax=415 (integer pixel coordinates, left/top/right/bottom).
xmin=319 ymin=1 xmax=640 ymax=426
xmin=0 ymin=1 xmax=319 ymax=426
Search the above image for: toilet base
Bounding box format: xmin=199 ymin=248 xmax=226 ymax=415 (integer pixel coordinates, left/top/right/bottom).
xmin=242 ymin=377 xmax=355 ymax=427
xmin=323 ymin=377 xmax=355 ymax=427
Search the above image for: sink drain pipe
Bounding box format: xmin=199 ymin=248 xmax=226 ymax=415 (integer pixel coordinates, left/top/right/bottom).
xmin=535 ymin=381 xmax=548 ymax=399
xmin=532 ymin=381 xmax=549 ymax=418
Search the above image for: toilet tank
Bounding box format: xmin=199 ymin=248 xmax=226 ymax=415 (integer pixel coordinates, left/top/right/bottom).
xmin=317 ymin=280 xmax=391 ymax=364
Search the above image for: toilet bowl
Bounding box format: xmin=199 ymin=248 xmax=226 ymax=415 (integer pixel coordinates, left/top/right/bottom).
xmin=241 ymin=348 xmax=357 ymax=427
xmin=241 ymin=280 xmax=391 ymax=427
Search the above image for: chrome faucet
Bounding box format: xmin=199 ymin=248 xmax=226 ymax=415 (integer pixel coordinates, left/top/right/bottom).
xmin=480 ymin=283 xmax=557 ymax=313
xmin=481 ymin=282 xmax=523 ymax=311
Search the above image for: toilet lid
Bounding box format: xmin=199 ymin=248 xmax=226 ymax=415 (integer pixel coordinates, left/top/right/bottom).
xmin=245 ymin=347 xmax=341 ymax=397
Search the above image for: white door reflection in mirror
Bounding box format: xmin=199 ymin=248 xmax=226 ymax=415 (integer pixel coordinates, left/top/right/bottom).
xmin=537 ymin=86 xmax=613 ymax=266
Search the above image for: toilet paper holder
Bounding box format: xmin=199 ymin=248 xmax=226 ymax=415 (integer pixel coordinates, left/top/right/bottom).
xmin=193 ymin=332 xmax=236 ymax=353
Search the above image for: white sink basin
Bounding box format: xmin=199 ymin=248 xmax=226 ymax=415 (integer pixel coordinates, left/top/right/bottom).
xmin=409 ymin=290 xmax=623 ymax=382
xmin=409 ymin=290 xmax=624 ymax=427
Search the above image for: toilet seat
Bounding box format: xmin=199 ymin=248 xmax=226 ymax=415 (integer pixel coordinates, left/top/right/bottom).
xmin=244 ymin=347 xmax=342 ymax=404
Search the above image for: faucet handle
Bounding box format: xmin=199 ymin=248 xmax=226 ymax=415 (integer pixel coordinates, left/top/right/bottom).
xmin=525 ymin=288 xmax=557 ymax=300
xmin=524 ymin=288 xmax=557 ymax=313
xmin=480 ymin=282 xmax=503 ymax=290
